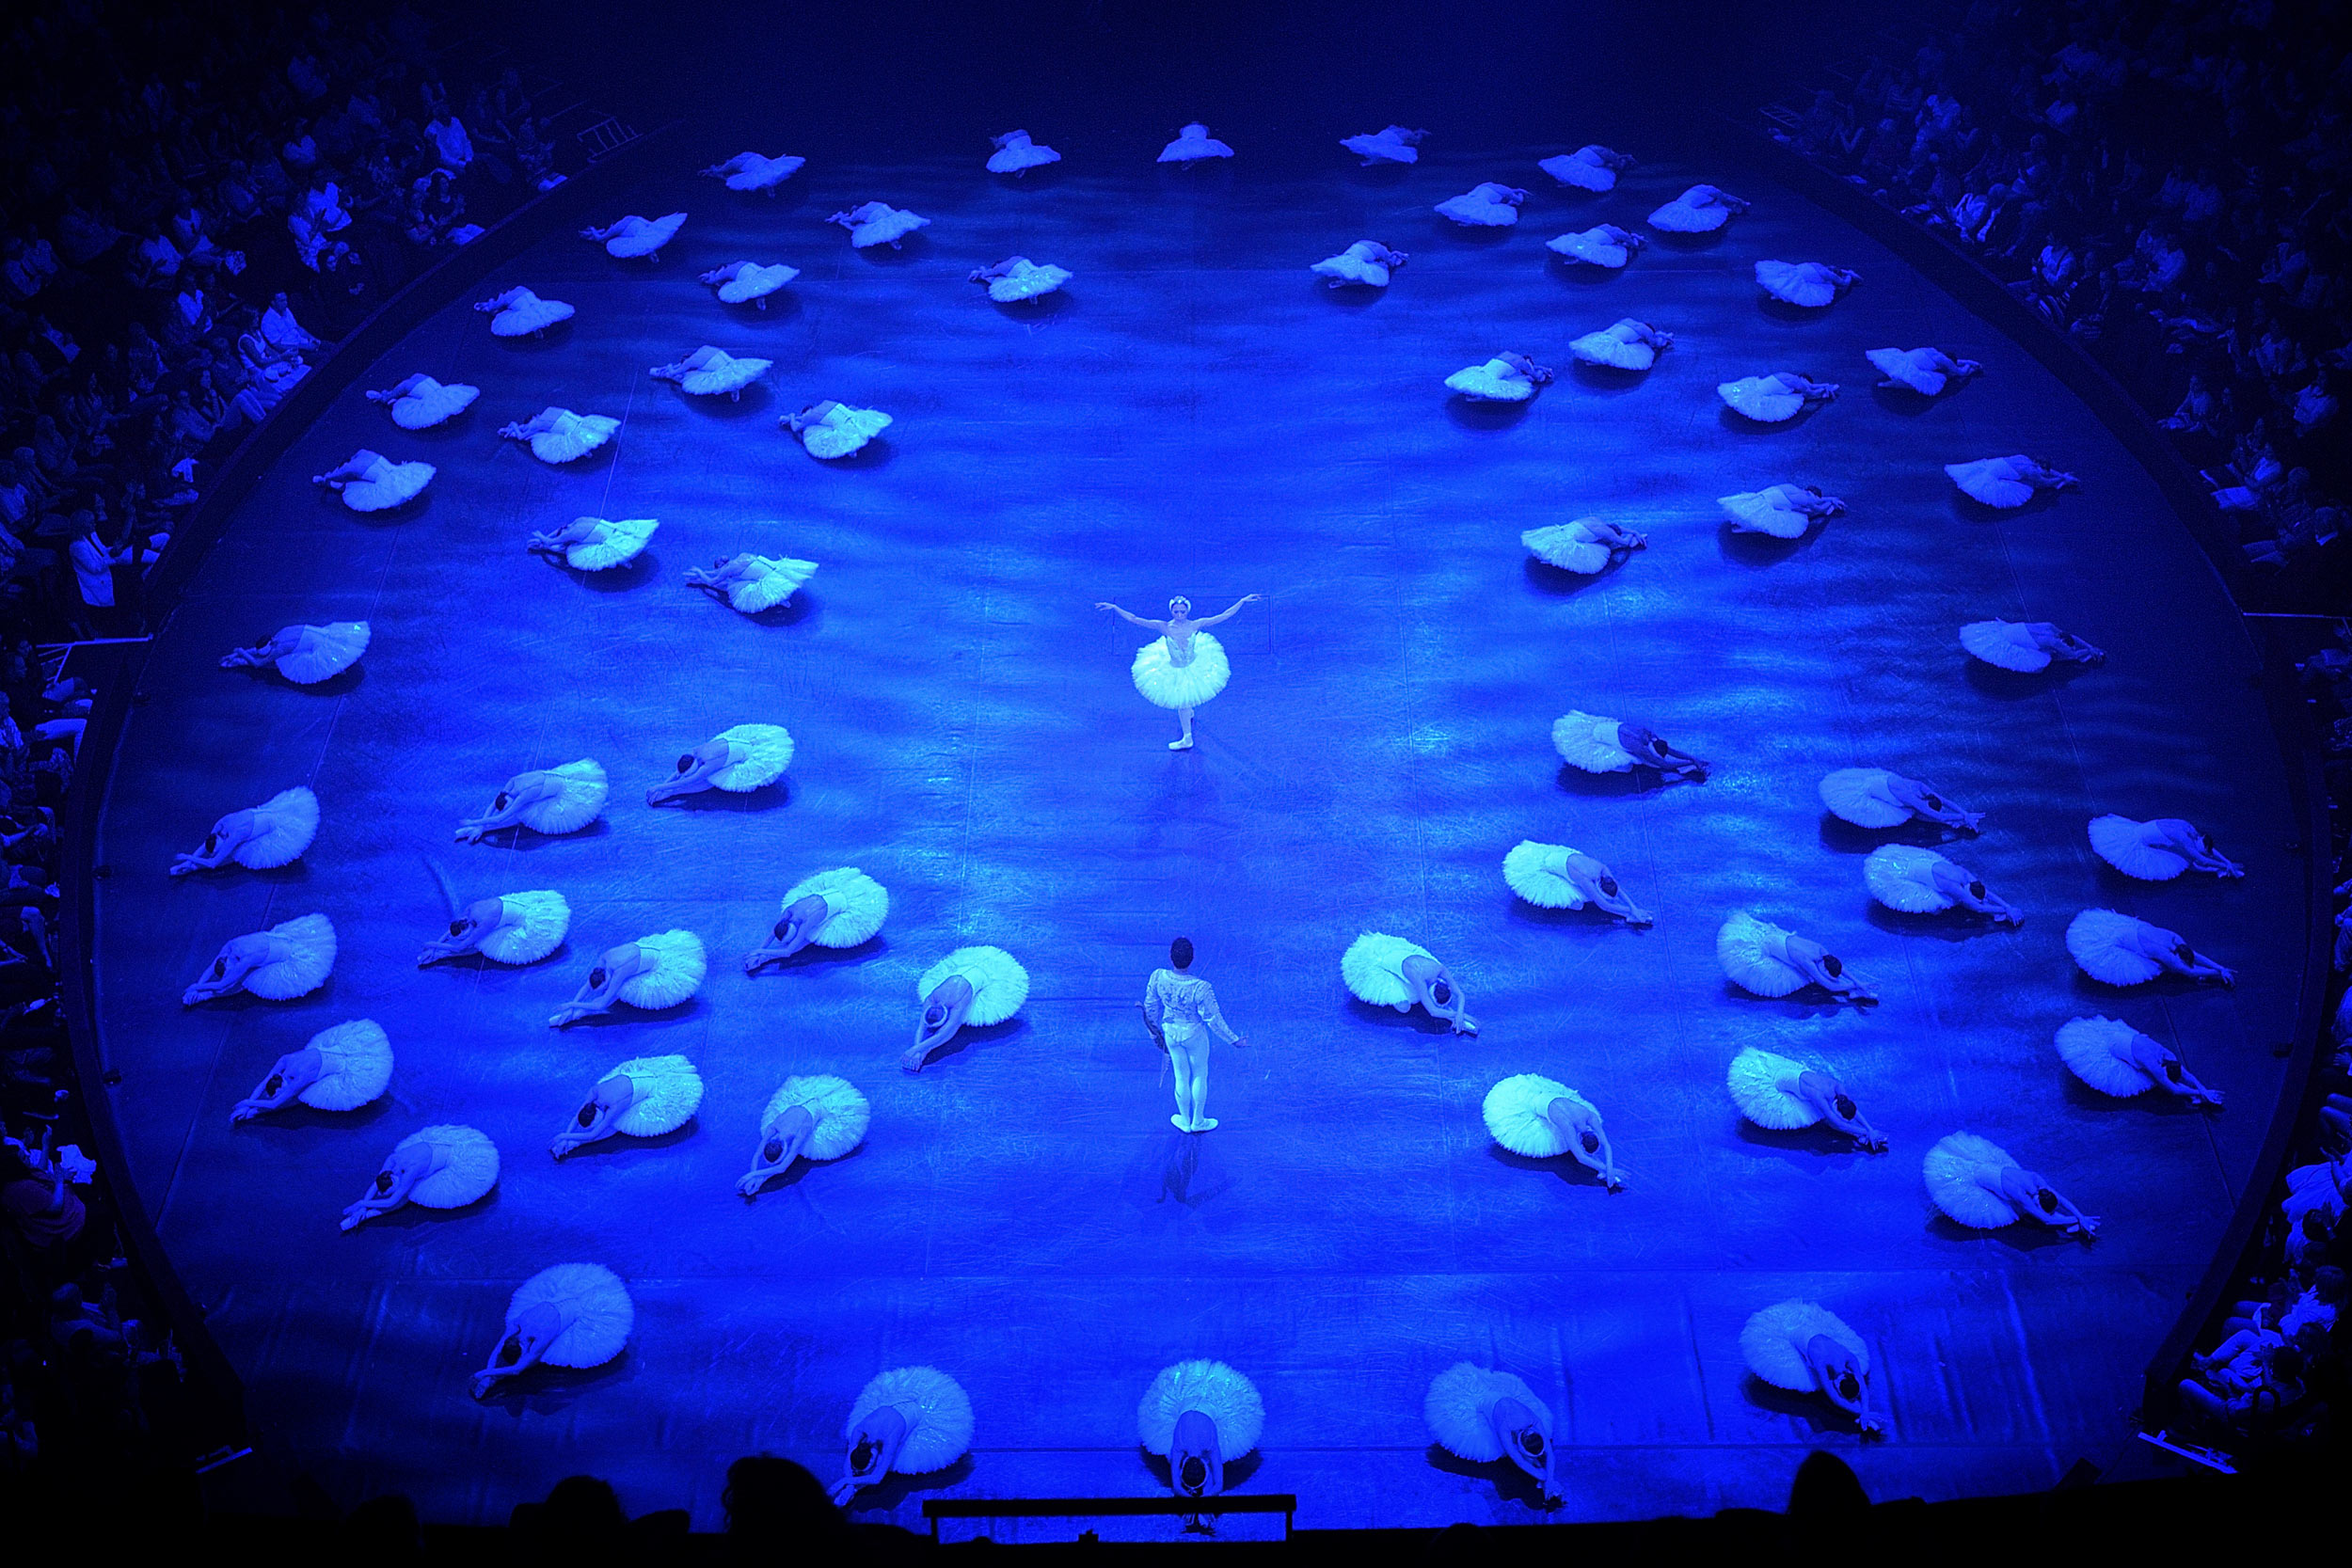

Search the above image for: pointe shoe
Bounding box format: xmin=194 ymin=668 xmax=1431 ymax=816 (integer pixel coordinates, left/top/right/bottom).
xmin=1171 ymin=1114 xmax=1192 ymax=1132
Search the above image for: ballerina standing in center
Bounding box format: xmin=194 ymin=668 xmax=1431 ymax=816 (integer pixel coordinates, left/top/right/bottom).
xmin=1097 ymin=594 xmax=1262 ymax=750
xmin=1143 ymin=937 xmax=1249 ymax=1132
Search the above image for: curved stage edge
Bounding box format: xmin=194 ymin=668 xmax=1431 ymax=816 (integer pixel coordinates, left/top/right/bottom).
xmin=79 ymin=132 xmax=2317 ymax=1531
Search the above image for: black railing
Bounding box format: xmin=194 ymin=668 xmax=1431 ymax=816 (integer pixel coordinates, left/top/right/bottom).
xmin=921 ymin=1493 xmax=1296 ymax=1543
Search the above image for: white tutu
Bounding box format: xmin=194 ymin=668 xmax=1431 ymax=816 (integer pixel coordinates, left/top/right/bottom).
xmin=299 ymin=1019 xmax=394 ymax=1111
xmin=2088 ymin=816 xmax=2189 ymax=880
xmin=1718 ymin=376 xmax=1808 ymax=422
xmin=1481 ymin=1073 xmax=1586 ymax=1158
xmin=386 ymin=376 xmax=479 ymax=429
xmin=1864 ymin=844 xmax=1960 ymax=912
xmin=608 ymin=1054 xmax=704 ymax=1136
xmin=782 ymin=867 xmax=889 ymax=947
xmin=616 ymin=930 xmax=708 ymax=1010
xmin=1569 ymin=324 xmax=1656 ymax=371
xmin=1446 ymin=358 xmax=1541 ymax=401
xmin=1648 ymin=185 xmax=1740 ymax=232
xmin=2065 ymin=908 xmax=2164 ymax=986
xmin=1726 ymin=1047 xmax=1818 ymax=1130
xmin=339 ymin=456 xmax=435 ymax=512
xmin=1717 ymin=487 xmax=1813 ymax=538
xmin=1818 ymin=768 xmax=1911 ymax=829
xmin=1717 ymin=911 xmax=1806 ymax=997
xmin=675 ymin=350 xmax=771 ymax=397
xmin=848 ymin=1367 xmax=974 ymax=1473
xmin=399 ymin=1124 xmax=500 ymax=1209
xmin=982 ymin=260 xmax=1071 ymax=303
xmin=708 ymin=261 xmax=799 ymax=304
xmin=1959 ymin=619 xmax=2049 ymax=672
xmin=1311 ymin=243 xmax=1396 ymax=287
xmin=1139 ymin=1360 xmax=1264 ymax=1457
xmin=795 ymin=404 xmax=891 ymax=459
xmin=1426 ymin=1365 xmax=1549 ymax=1463
xmin=764 ymin=1075 xmax=870 ymax=1160
xmin=918 ymin=946 xmax=1028 ymax=1025
xmin=1740 ymin=1302 xmax=1867 ymax=1390
xmin=1537 ymin=147 xmax=1624 ymax=191
xmin=478 ymin=890 xmax=570 ymax=964
xmin=1342 ymin=126 xmax=1422 ymax=165
xmin=1158 ymin=124 xmax=1232 ymax=163
xmin=1546 ymin=227 xmax=1634 ymax=267
xmin=481 ymin=287 xmax=574 ymax=337
xmin=1521 ymin=520 xmax=1614 ymax=573
xmin=1922 ymin=1132 xmax=2018 ymax=1228
xmin=1434 ymin=183 xmax=1523 ymax=227
xmin=270 ymin=622 xmax=370 ymax=683
xmin=1501 ymin=841 xmax=1590 ymax=908
xmin=521 ymin=409 xmax=618 ymax=465
xmin=1945 ymin=457 xmax=2037 ymax=509
xmin=706 ymin=723 xmax=794 ymax=788
xmin=595 ymin=212 xmax=686 ymax=258
xmin=1341 ymin=931 xmax=1434 ymax=1007
xmin=712 ymin=152 xmax=803 ymax=192
xmin=2056 ymin=1016 xmax=2154 ymax=1098
xmin=725 ymin=556 xmax=818 ymax=613
xmin=229 ymin=785 xmax=320 ymax=866
xmin=212 ymin=911 xmax=335 ymax=1000
xmin=987 ymin=132 xmax=1060 ymax=174
xmin=517 ymin=760 xmax=607 ymax=834
xmin=565 ymin=518 xmax=658 ymax=572
xmin=1867 ymin=347 xmax=1958 ymax=396
xmin=837 ymin=202 xmax=929 ymax=247
xmin=509 ymin=1263 xmax=634 ymax=1368
xmin=1132 ymin=633 xmax=1229 ymax=708
xmin=1551 ymin=710 xmax=1633 ymax=772
xmin=1754 ymin=260 xmax=1850 ymax=308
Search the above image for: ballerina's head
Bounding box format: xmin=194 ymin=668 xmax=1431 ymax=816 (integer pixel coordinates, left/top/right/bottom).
xmin=1168 ymin=596 xmax=1191 ymax=619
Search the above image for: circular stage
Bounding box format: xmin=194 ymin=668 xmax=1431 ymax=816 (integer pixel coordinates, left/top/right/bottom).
xmin=90 ymin=136 xmax=2305 ymax=1531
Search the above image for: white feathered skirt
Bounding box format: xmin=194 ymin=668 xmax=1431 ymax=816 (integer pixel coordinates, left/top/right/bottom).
xmin=1137 ymin=1360 xmax=1264 ymax=1458
xmin=508 ymin=1262 xmax=634 ymax=1367
xmin=1132 ymin=634 xmax=1230 ymax=709
xmin=300 ymin=1019 xmax=394 ymax=1110
xmin=848 ymin=1367 xmax=974 ymax=1473
xmin=1922 ymin=1132 xmax=2017 ymax=1228
xmin=1740 ymin=1301 xmax=1867 ymax=1390
xmin=1425 ymin=1364 xmax=1548 ymax=1462
xmin=765 ymin=1075 xmax=871 ymax=1160
xmin=1481 ymin=1073 xmax=1582 ymax=1157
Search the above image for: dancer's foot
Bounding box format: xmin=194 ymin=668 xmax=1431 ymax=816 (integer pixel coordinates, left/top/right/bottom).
xmin=1190 ymin=1117 xmax=1218 ymax=1132
xmin=1168 ymin=736 xmax=1193 ymax=751
xmin=1171 ymin=1114 xmax=1192 ymax=1132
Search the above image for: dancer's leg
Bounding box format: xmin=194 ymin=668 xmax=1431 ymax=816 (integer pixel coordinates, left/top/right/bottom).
xmin=1184 ymin=1039 xmax=1216 ymax=1132
xmin=1170 ymin=705 xmax=1195 ymax=750
xmin=1168 ymin=1038 xmax=1196 ymax=1131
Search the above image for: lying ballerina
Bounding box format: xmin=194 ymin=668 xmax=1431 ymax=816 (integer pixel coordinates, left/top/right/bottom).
xmin=698 ymin=261 xmax=799 ymax=308
xmin=1502 ymin=840 xmax=1652 ymax=924
xmin=1521 ymin=517 xmax=1645 ymax=573
xmin=1718 ymin=372 xmax=1837 ymax=422
xmin=1139 ymin=1361 xmax=1264 ymax=1504
xmin=1446 ymin=352 xmax=1553 ymax=402
xmin=366 ymin=372 xmax=478 ymax=429
xmin=528 ymin=516 xmax=658 ymax=572
xmin=1484 ymin=1072 xmax=1622 ymax=1188
xmin=500 ymin=406 xmax=619 ymax=465
xmin=1425 ymin=1364 xmax=1560 ymax=1506
xmin=1649 ymin=183 xmax=1749 ymax=232
xmin=1157 ymin=122 xmax=1233 ymax=164
xmin=1343 ymin=932 xmax=1477 ymax=1033
xmin=650 ymin=346 xmax=771 ymax=400
xmin=702 ymin=151 xmax=804 ymax=192
xmin=416 ymin=889 xmax=570 ymax=966
xmin=1311 ymin=241 xmax=1408 ymax=288
xmin=470 ymin=1263 xmax=633 ymax=1399
xmin=170 ymin=784 xmax=318 ymax=874
xmin=1754 ymin=260 xmax=1861 ymax=308
xmin=1342 ymin=125 xmax=1426 ymax=165
xmin=473 ymin=285 xmax=574 ymax=337
xmin=1819 ymin=767 xmax=1982 ymax=832
xmin=1865 ymin=844 xmax=2022 ymax=924
xmin=549 ymin=1055 xmax=705 ymax=1159
xmin=1717 ymin=483 xmax=1846 ymax=538
xmin=1867 ymin=346 xmax=1979 ymax=397
xmin=453 ymin=759 xmax=608 ymax=842
xmin=832 ymin=1367 xmax=975 ymax=1506
xmin=744 ymin=866 xmax=890 ymax=971
xmin=786 ymin=401 xmax=892 ymax=459
xmin=312 ymin=450 xmax=434 ymax=511
xmin=220 ymin=621 xmax=370 ymax=684
xmin=986 ymin=130 xmax=1060 ymax=174
xmin=1546 ymin=224 xmax=1645 ymax=268
xmin=1924 ymin=1132 xmax=2098 ymax=1238
xmin=2066 ymin=909 xmax=2234 ymax=988
xmin=183 ymin=912 xmax=336 ymax=1004
xmin=1945 ymin=454 xmax=2077 ymax=508
xmin=687 ymin=552 xmax=817 ymax=614
xmin=1718 ymin=911 xmax=1876 ymax=1003
xmin=1568 ymin=318 xmax=1671 ymax=372
xmin=906 ymin=945 xmax=1030 ymax=1071
xmin=1099 ymin=594 xmax=1260 ymax=750
xmin=2088 ymin=816 xmax=2244 ymax=880
xmin=1740 ymin=1302 xmax=1882 ymax=1434
xmin=2057 ymin=1017 xmax=2225 ymax=1107
xmin=230 ymin=1019 xmax=392 ymax=1122
xmin=581 ymin=212 xmax=686 ymax=260
xmin=1435 ymin=182 xmax=1526 ymax=227
xmin=644 ymin=723 xmax=794 ymax=804
xmin=969 ymin=257 xmax=1071 ymax=303
xmin=1959 ymin=618 xmax=2104 ymax=672
xmin=1726 ymin=1047 xmax=1887 ymax=1150
xmin=738 ymin=1074 xmax=870 ymax=1196
xmin=829 ymin=201 xmax=929 ymax=248
xmin=1552 ymin=710 xmax=1708 ymax=779
xmin=547 ymin=932 xmax=708 ymax=1027
xmin=340 ymin=1123 xmax=498 ymax=1230
xmin=1538 ymin=145 xmax=1634 ymax=191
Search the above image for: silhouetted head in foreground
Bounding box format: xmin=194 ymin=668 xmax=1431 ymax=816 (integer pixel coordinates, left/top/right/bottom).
xmin=1171 ymin=936 xmax=1194 ymax=970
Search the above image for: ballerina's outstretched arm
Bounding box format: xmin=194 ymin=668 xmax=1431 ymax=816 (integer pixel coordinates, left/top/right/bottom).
xmin=183 ymin=936 xmax=275 ymax=1004
xmin=831 ymin=1404 xmax=909 ymax=1506
xmin=1616 ymin=723 xmax=1708 ymax=779
xmin=1885 ymin=773 xmax=1981 ymax=832
xmin=738 ymin=1102 xmax=817 ymax=1195
xmin=1191 ymin=593 xmax=1263 ymax=627
xmin=1565 ymin=853 xmax=1651 ymax=924
xmin=905 ymin=975 xmax=977 ymax=1071
xmin=1783 ymin=933 xmax=1876 ymax=1003
xmin=230 ymin=1047 xmax=324 ymax=1121
xmin=1168 ymin=1408 xmax=1227 ymax=1498
xmin=550 ymin=1072 xmax=638 ymax=1157
xmin=2125 ymin=1031 xmax=2224 ymax=1108
xmin=1931 ymin=862 xmax=2021 ymax=924
xmin=310 ymin=451 xmax=384 ymax=486
xmin=684 ymin=555 xmax=752 ymax=594
xmin=2026 ymin=623 xmax=2104 ymax=662
xmin=1400 ymin=954 xmax=1477 ymax=1034
xmin=418 ymin=896 xmax=509 ymax=964
xmin=1095 ymin=602 xmax=1169 ymax=633
xmin=454 ymin=772 xmax=561 ymax=842
xmin=471 ymin=1302 xmax=567 ymax=1398
xmin=2149 ymin=928 xmax=2234 ymax=986
xmin=2150 ymin=818 xmax=2242 ymax=877
xmin=1795 ymin=1071 xmax=1887 ymax=1150
xmin=1804 ymin=1338 xmax=1883 ymax=1433
xmin=646 ymin=738 xmax=739 ymax=805
xmin=1498 ymin=351 xmax=1555 ymax=384
xmin=340 ymin=1141 xmax=444 ymax=1229
xmin=2018 ymin=457 xmax=2078 ymax=488
xmin=1998 ymin=1164 xmax=2097 ymax=1237
xmin=366 ymin=373 xmax=429 ymax=403
xmin=527 ymin=518 xmax=597 ymax=553
xmin=170 ymin=810 xmax=258 ymax=875
xmin=1488 ymin=1396 xmax=1562 ymax=1505
xmin=747 ymin=894 xmax=832 ymax=972
xmin=548 ymin=944 xmax=651 ymax=1027
xmin=1546 ymin=1096 xmax=1623 ymax=1189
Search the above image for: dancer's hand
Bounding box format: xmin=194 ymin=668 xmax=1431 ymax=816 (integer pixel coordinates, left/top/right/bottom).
xmin=1230 ymin=1036 xmax=1248 ymax=1051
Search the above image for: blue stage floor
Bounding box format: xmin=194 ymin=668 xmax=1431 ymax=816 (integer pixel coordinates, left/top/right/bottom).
xmin=91 ymin=140 xmax=2303 ymax=1530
